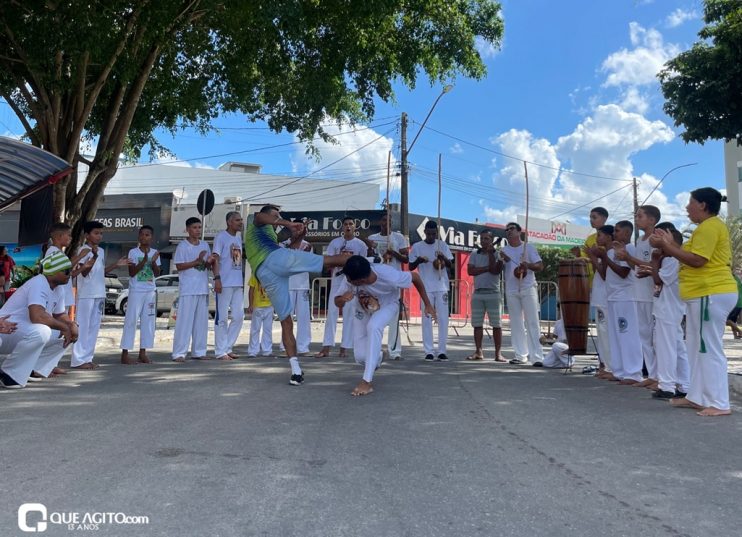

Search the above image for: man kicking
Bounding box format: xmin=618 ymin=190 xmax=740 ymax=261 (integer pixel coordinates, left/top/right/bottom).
xmin=245 ymin=205 xmax=352 ymax=385
xmin=334 ymin=255 xmax=436 ymax=396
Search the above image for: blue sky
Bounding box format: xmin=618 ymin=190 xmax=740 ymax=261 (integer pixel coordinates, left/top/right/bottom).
xmin=0 ymin=0 xmax=723 ymax=229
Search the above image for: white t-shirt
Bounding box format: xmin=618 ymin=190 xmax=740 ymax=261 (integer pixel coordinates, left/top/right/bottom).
xmin=409 ymin=240 xmax=453 ymax=293
xmin=590 ymin=267 xmax=608 ymax=309
xmin=76 ymin=244 xmax=106 ymax=299
xmin=327 ymin=236 xmax=368 ymax=279
xmin=553 ymin=319 xmax=566 ymax=343
xmin=281 ymin=239 xmax=311 ymax=290
xmin=653 ymin=257 xmax=685 ymax=322
xmin=0 ymin=274 xmax=65 ymax=325
xmin=368 ymin=231 xmax=409 ymax=270
xmin=43 ymin=245 xmax=74 ymax=306
xmin=501 ymin=243 xmax=541 ymax=292
xmin=633 ymin=237 xmax=654 ymax=303
xmin=127 ymin=247 xmax=160 ymax=293
xmin=604 ymin=249 xmax=632 ymax=301
xmin=213 ymin=230 xmax=244 ymax=288
xmin=174 ymin=239 xmax=211 ymax=296
xmin=336 ymin=264 xmax=412 ymax=308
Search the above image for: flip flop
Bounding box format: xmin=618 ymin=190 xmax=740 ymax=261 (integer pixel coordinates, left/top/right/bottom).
xmin=466 ymin=354 xmax=484 ymax=361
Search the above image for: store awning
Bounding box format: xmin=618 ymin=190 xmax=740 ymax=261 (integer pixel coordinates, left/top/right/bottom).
xmin=0 ymin=136 xmax=73 ymax=212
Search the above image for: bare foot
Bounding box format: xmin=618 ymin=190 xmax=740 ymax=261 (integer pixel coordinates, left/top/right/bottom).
xmin=51 ymin=367 xmax=67 ymax=376
xmin=602 ymin=373 xmax=620 ymax=381
xmin=172 ymin=357 xmax=186 ymax=363
xmin=71 ymin=362 xmax=98 ymax=370
xmin=120 ymin=351 xmax=135 ymax=365
xmin=217 ymin=354 xmax=234 ymax=361
xmin=137 ymin=352 xmax=151 ymax=364
xmin=192 ymin=356 xmax=213 ymax=361
xmin=670 ymin=397 xmax=703 ymax=409
xmin=644 ymin=381 xmax=659 ymax=391
xmin=697 ymin=407 xmax=732 ymax=417
xmin=618 ymin=379 xmax=638 ymax=385
xmin=351 ymin=380 xmax=374 ymax=396
xmin=338 ymin=348 xmax=348 ymax=358
xmin=315 ymin=347 xmax=330 ymax=358
xmin=493 ymin=355 xmax=508 ymax=363
xmin=633 ymin=378 xmax=655 ymax=388
xmin=228 ymin=353 xmax=239 ymax=359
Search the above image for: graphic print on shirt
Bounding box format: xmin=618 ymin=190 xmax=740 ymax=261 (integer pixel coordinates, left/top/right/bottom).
xmin=136 ymin=257 xmax=154 ymax=282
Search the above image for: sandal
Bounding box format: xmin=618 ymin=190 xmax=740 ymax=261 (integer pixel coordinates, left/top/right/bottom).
xmin=466 ymin=354 xmax=484 ymax=361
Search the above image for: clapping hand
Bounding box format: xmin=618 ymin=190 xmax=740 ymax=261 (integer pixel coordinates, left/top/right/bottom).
xmin=0 ymin=315 xmax=16 ymax=335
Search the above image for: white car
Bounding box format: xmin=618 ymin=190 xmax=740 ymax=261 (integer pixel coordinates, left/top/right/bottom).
xmin=116 ymin=274 xmax=217 ymax=316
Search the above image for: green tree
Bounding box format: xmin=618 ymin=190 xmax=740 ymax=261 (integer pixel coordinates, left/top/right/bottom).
xmin=727 ymin=214 xmax=742 ymax=273
xmin=536 ymin=246 xmax=574 ymax=285
xmin=0 ymin=0 xmax=504 ymax=246
xmin=659 ymin=0 xmax=742 ymax=144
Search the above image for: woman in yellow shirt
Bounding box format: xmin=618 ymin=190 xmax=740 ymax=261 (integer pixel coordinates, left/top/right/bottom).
xmin=653 ymin=187 xmax=736 ymax=417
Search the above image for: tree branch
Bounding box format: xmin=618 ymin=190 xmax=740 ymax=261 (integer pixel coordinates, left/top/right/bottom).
xmin=0 ymin=90 xmax=40 ymax=146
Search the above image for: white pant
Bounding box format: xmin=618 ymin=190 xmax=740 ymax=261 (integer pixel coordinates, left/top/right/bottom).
xmin=72 ymin=297 xmax=104 ymax=366
xmin=290 ymin=289 xmax=312 ymax=353
xmin=249 ymin=306 xmax=274 ymax=355
xmin=506 ymin=285 xmax=542 ymax=361
xmin=172 ymin=294 xmax=209 ymax=359
xmin=422 ymin=291 xmax=449 ymax=355
xmin=385 ymin=299 xmax=403 ymax=357
xmin=606 ymin=300 xmax=642 ymax=381
xmin=0 ymin=324 xmax=66 ymax=385
xmin=120 ymin=290 xmax=156 ymax=350
xmin=595 ymin=306 xmax=612 ymax=372
xmin=353 ymin=302 xmax=398 ymax=382
xmin=654 ymin=317 xmax=690 ymax=393
xmin=543 ymin=342 xmax=571 ymax=368
xmin=214 ymin=286 xmax=245 ymax=357
xmin=685 ymin=293 xmax=737 ymax=410
xmin=636 ymin=301 xmax=656 ymax=378
xmin=322 ymin=279 xmax=354 ymax=349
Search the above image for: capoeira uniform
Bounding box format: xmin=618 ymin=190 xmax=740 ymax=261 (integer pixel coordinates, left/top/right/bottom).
xmin=120 ymin=247 xmax=159 ymax=351
xmin=172 ymin=239 xmax=211 ymax=359
xmin=280 ymin=239 xmax=312 ymax=354
xmin=605 ymin=248 xmax=643 ymax=381
xmin=337 ymin=264 xmax=413 ymax=382
xmin=321 ymin=236 xmax=367 ymax=351
xmin=633 ymin=236 xmax=656 ymax=378
xmin=653 ymin=257 xmax=689 ymax=394
xmin=367 ymin=230 xmax=409 ymax=358
xmin=501 ymin=242 xmax=543 ymax=363
xmin=248 ymin=275 xmax=274 ymax=356
xmin=71 ymin=245 xmax=105 ymax=367
xmin=590 ymin=260 xmax=612 ymax=372
xmin=0 ymin=274 xmax=67 ymax=385
xmin=213 ymin=230 xmax=245 ymax=358
xmin=543 ymin=319 xmax=572 ymax=368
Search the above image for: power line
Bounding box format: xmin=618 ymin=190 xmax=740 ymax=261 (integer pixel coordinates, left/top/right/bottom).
xmin=549 ymin=183 xmax=634 ymax=220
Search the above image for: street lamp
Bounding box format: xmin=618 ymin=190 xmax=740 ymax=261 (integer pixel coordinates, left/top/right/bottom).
xmin=400 ymin=84 xmax=453 ymax=238
xmin=641 ymin=162 xmax=698 ymax=205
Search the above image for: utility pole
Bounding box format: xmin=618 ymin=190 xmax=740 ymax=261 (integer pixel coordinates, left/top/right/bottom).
xmin=400 ymin=112 xmax=409 ymax=239
xmin=632 ymin=176 xmax=639 ymax=243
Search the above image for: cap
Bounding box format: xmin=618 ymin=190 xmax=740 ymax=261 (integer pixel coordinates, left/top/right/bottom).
xmin=42 ymin=251 xmax=72 ymax=275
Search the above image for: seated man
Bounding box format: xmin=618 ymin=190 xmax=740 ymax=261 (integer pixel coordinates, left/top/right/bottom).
xmin=334 ymin=255 xmax=436 ymax=396
xmin=0 ymin=252 xmax=77 ymax=389
xmin=537 ymin=318 xmax=573 ymax=369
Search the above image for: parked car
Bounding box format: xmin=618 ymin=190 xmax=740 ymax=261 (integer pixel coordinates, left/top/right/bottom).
xmin=105 ymin=274 xmax=125 ymax=314
xmin=115 ymin=274 xmax=217 ymax=317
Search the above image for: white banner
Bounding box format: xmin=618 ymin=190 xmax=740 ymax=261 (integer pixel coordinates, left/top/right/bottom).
xmin=516 ymin=215 xmax=591 ymax=247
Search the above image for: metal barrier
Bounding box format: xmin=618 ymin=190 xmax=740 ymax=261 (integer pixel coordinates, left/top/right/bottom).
xmin=310 ymin=277 xmax=332 ymax=322
xmin=537 ymin=280 xmax=559 ymax=336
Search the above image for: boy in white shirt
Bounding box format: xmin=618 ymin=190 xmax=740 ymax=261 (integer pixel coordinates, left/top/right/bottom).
xmin=212 ymin=211 xmax=245 ymax=360
xmin=172 ymin=217 xmax=216 ymax=362
xmin=586 ymin=225 xmax=615 ymax=380
xmin=247 ymin=275 xmax=274 ymax=357
xmin=120 ymin=225 xmax=161 ymax=365
xmin=334 ymin=255 xmax=435 ymax=396
xmin=281 ymin=229 xmax=313 ymax=355
xmin=539 ymin=318 xmax=573 ymax=368
xmin=72 ymin=221 xmax=126 ymax=369
xmin=409 ymin=220 xmax=453 ymax=360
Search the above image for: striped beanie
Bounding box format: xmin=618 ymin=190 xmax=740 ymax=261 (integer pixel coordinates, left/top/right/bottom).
xmin=42 ymin=251 xmax=72 ymax=275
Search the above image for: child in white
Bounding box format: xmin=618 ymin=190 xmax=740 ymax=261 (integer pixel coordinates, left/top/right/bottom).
xmin=248 ymin=275 xmax=274 ymax=356
xmin=281 ymin=236 xmax=312 ymax=354
xmin=172 ymin=217 xmax=214 ymax=361
xmin=120 ymin=226 xmax=160 ymax=364
xmin=542 ymin=319 xmax=572 ymax=368
xmin=409 ymin=222 xmax=453 ymax=359
xmin=586 ymin=226 xmax=614 ymax=377
xmin=212 ymin=211 xmax=245 ymax=360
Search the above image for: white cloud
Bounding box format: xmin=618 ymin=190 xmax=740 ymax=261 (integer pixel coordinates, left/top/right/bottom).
xmin=601 ymin=22 xmax=680 ymax=87
xmin=665 ymin=8 xmax=699 ymax=28
xmin=450 ymin=142 xmax=463 ymax=154
xmin=619 ymin=87 xmax=650 ymax=114
xmin=475 ymin=36 xmax=500 ymax=60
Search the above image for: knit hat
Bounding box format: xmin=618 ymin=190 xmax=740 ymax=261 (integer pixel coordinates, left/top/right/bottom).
xmin=42 ymin=251 xmax=72 ymax=275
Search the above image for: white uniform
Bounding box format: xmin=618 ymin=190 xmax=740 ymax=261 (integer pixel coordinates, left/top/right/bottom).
xmin=172 ymin=239 xmax=211 ymax=359
xmin=0 ymin=274 xmax=67 ymax=384
xmin=322 ymin=236 xmax=367 ymax=350
xmin=368 ymin=231 xmax=409 ymax=358
xmin=589 ymin=261 xmax=612 ymax=372
xmin=213 ymin=230 xmax=245 ymax=357
xmin=281 ymin=239 xmax=312 ymax=354
xmin=120 ymin=247 xmax=160 ymax=351
xmin=653 ymin=257 xmax=690 ymax=394
xmin=72 ymin=245 xmax=105 ymax=367
xmin=543 ymin=320 xmax=572 ymax=368
xmin=605 ymin=247 xmax=642 ymax=381
xmin=633 ymin=236 xmax=656 ymax=378
xmin=501 ymin=242 xmax=543 ymax=362
xmin=409 ymin=239 xmax=453 ymax=356
xmin=337 ymin=265 xmax=413 ymax=382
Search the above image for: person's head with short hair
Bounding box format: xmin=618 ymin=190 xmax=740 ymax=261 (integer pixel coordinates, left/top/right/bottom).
xmin=340 ymin=255 xmax=374 ymax=285
xmin=379 ymin=212 xmax=391 ymax=234
xmin=687 ymin=187 xmax=726 ymax=222
xmin=185 ymin=217 xmax=202 ymax=240
xmin=50 ymin=222 xmax=72 ymax=248
xmin=655 ymin=221 xmax=676 ymax=232
xmin=669 ymin=229 xmax=683 ymax=246
xmin=225 ymin=210 xmax=243 ymax=233
xmin=589 ymin=207 xmax=609 ymax=229
xmin=636 ymin=205 xmax=660 ymax=232
xmin=478 ymin=229 xmax=494 ymax=251
xmin=138 ymin=225 xmax=154 ymax=247
xmin=83 ymin=220 xmax=105 ymax=245
xmin=614 ymin=220 xmax=633 ymax=244
xmin=341 ymin=216 xmax=356 ymax=238
xmin=0 ymin=245 xmax=6 ymax=257
xmin=259 ymin=204 xmax=280 ymax=214
xmin=504 ymin=222 xmax=522 ymax=244
xmin=596 ymin=224 xmax=614 ymax=248
xmin=423 ymin=220 xmax=439 ymax=244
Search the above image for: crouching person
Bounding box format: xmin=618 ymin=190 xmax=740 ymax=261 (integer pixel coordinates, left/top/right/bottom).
xmin=335 ymin=255 xmax=436 ymax=397
xmin=0 ymin=252 xmax=78 ymax=389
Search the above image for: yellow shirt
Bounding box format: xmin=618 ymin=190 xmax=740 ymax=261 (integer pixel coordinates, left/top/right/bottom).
xmin=581 ymin=232 xmax=597 ymax=284
xmin=678 ymin=216 xmax=737 ymax=300
xmin=248 ymin=275 xmax=272 ymax=308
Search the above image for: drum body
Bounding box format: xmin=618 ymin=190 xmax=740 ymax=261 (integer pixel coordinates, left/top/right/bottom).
xmin=557 ymin=260 xmax=590 ymax=353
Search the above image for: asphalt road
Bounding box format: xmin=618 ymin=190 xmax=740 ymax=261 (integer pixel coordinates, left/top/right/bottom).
xmin=2 ymin=332 xmax=741 ymax=537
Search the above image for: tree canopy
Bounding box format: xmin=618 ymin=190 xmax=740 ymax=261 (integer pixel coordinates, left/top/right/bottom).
xmin=0 ymin=0 xmax=504 ymax=244
xmin=659 ymin=0 xmax=742 ymax=145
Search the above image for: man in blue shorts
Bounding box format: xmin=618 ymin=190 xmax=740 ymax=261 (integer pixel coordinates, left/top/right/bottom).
xmin=245 ymin=205 xmax=351 ymax=386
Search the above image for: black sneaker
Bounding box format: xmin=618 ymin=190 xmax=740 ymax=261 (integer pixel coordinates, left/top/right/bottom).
xmin=652 ymin=389 xmax=675 ymax=399
xmin=437 ymin=353 xmax=448 ymax=361
xmin=532 ymin=361 xmax=544 ymax=367
xmin=424 ymin=354 xmax=435 ymax=361
xmin=673 ymin=390 xmax=687 ymax=398
xmin=0 ymin=370 xmax=23 ymax=389
xmin=510 ymin=358 xmax=529 ymax=365
xmin=289 ymin=373 xmax=304 ymax=386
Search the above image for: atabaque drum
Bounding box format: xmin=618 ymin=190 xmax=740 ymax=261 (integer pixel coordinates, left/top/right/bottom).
xmin=557 ymin=259 xmax=590 ymax=353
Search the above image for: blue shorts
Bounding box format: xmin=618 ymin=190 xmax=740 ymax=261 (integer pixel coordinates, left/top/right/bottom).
xmin=256 ymin=248 xmax=324 ymax=320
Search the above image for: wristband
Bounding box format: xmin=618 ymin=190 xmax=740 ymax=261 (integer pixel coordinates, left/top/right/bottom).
xmin=213 ymin=275 xmax=221 ymax=280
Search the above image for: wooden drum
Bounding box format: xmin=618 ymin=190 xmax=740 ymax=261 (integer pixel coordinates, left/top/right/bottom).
xmin=557 ymin=260 xmax=590 ymax=353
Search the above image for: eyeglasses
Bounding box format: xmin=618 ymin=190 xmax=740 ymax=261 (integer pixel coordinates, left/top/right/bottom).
xmin=62 ymin=268 xmax=71 ymax=276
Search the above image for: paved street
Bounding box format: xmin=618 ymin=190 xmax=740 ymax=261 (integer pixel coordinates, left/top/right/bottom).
xmin=2 ymin=320 xmax=741 ymax=537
